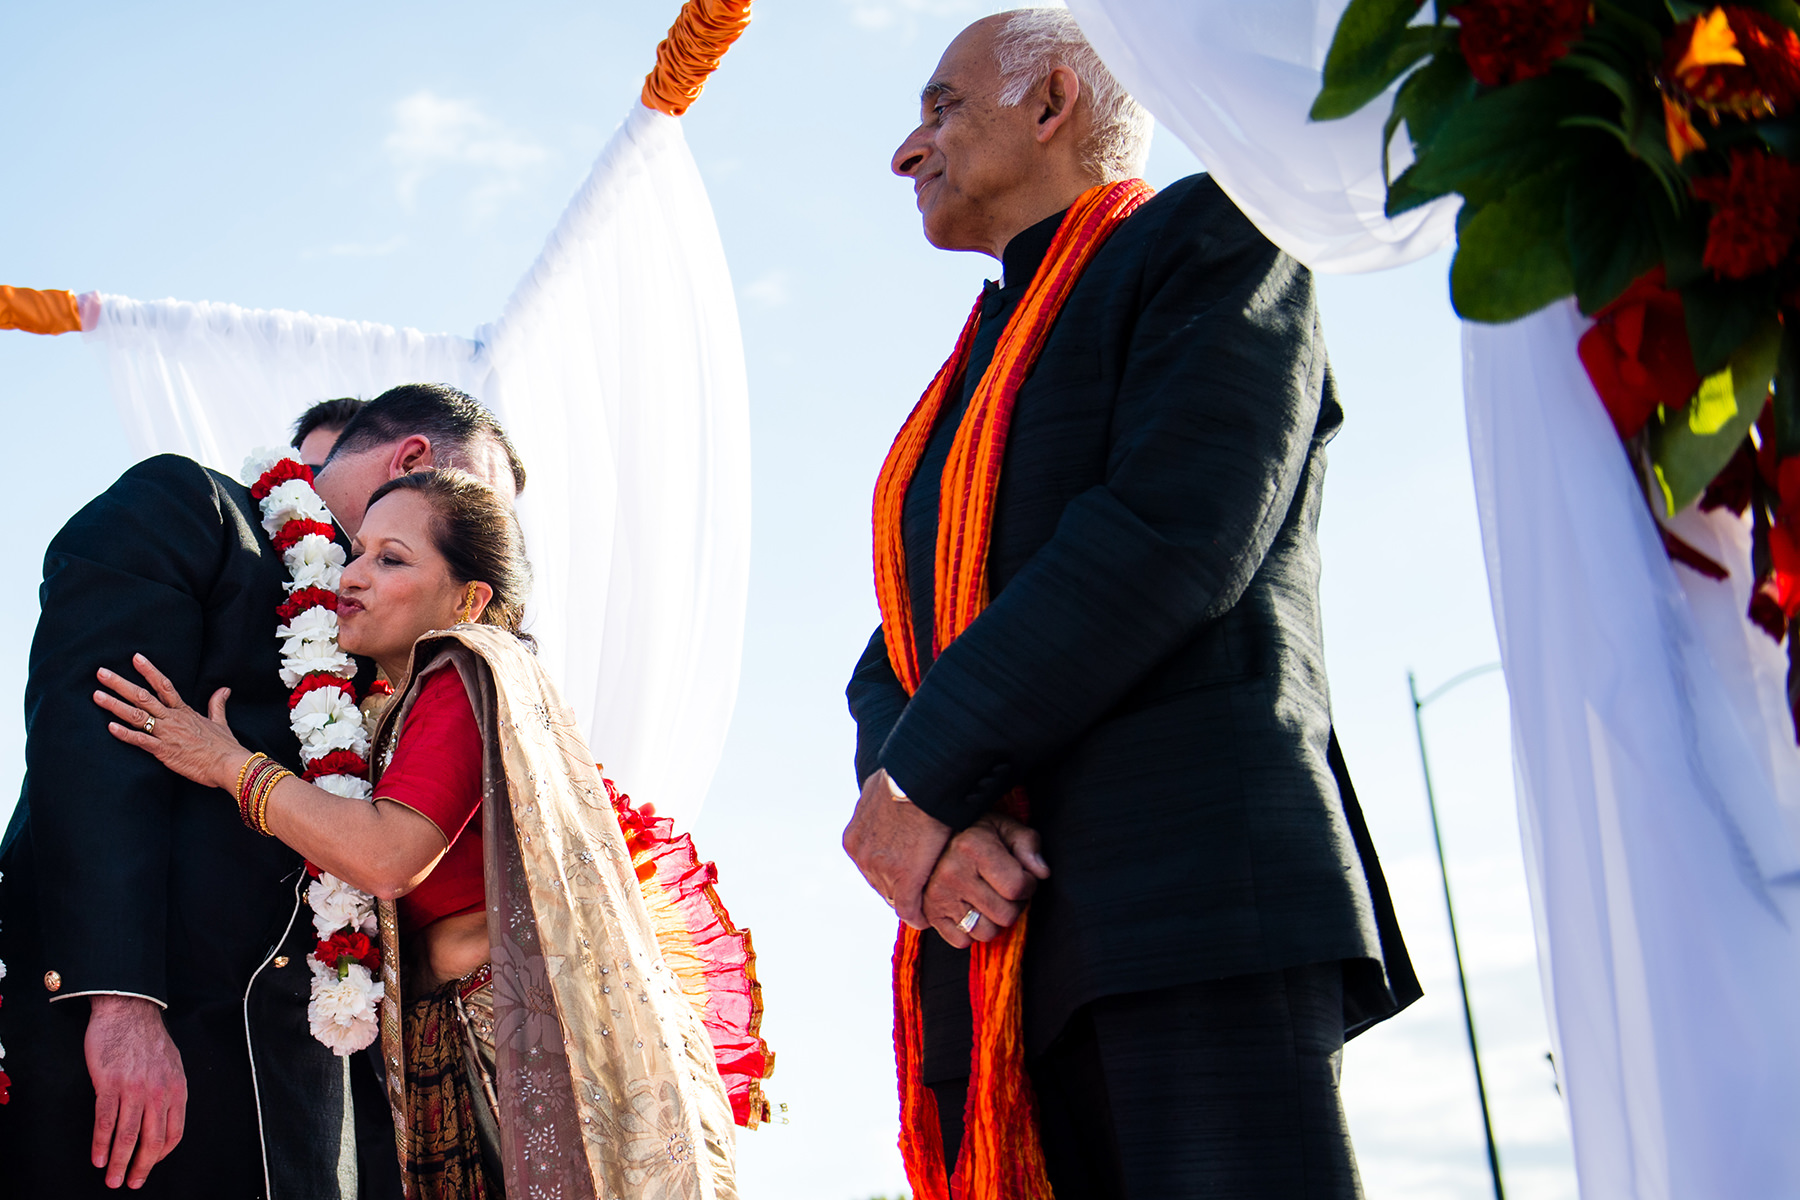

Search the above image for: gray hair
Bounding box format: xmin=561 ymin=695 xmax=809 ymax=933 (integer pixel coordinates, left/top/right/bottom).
xmin=992 ymin=8 xmax=1152 ymax=182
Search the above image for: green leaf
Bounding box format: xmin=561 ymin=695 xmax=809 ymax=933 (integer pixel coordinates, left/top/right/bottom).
xmin=1386 ymin=73 xmax=1579 ymax=215
xmin=1450 ymin=166 xmax=1578 ymax=322
xmin=1313 ymin=25 xmax=1441 ymax=121
xmin=1566 ymin=157 xmax=1665 ymax=313
xmin=1682 ymin=273 xmax=1779 ymax=376
xmin=1312 ymin=0 xmax=1432 ymax=121
xmin=1648 ymin=316 xmax=1781 ymax=513
xmin=1383 ymin=50 xmax=1478 ymax=183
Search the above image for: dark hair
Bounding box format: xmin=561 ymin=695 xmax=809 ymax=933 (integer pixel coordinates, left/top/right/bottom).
xmin=327 ymin=383 xmax=527 ymax=496
xmin=366 ymin=468 xmax=536 ymax=649
xmin=290 ymin=397 xmax=367 ymax=453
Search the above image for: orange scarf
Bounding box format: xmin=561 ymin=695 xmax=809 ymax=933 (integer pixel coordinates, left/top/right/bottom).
xmin=871 ymin=178 xmax=1153 ymax=1200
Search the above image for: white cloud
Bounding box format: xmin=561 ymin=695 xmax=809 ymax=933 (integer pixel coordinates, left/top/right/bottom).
xmin=742 ymin=269 xmax=791 ymax=308
xmin=384 ymin=90 xmax=549 ymax=212
xmin=842 ymin=0 xmax=998 ymax=34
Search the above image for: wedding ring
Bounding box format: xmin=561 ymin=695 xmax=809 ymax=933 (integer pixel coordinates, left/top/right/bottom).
xmin=958 ymin=908 xmax=980 ymax=933
xmin=143 ymin=716 xmax=156 ymax=735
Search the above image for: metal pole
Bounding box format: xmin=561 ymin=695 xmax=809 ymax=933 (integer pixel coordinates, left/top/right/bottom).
xmin=1409 ymin=666 xmax=1506 ymax=1200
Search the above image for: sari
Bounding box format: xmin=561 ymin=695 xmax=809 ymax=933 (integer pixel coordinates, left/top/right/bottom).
xmin=371 ymin=624 xmax=742 ymax=1200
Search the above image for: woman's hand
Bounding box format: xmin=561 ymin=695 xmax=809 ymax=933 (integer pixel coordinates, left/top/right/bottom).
xmin=94 ymin=653 xmax=247 ymax=793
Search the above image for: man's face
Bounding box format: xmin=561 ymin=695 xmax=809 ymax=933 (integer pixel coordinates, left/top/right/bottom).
xmin=297 ymin=425 xmax=343 ymax=470
xmin=890 ymin=17 xmax=1043 ymax=256
xmin=312 ymin=433 xmax=517 ymax=536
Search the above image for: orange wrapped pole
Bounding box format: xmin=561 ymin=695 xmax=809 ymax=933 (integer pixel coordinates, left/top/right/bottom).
xmin=0 ymin=286 xmax=82 ymax=335
xmin=641 ymin=0 xmax=752 ymax=117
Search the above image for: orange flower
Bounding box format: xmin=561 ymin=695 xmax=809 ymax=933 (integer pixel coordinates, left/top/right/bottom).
xmin=1663 ymin=94 xmax=1708 ymax=162
xmin=1667 ymin=6 xmax=1800 ymax=116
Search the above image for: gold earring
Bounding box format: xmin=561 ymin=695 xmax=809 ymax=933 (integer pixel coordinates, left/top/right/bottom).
xmin=457 ymin=582 xmax=478 ymax=624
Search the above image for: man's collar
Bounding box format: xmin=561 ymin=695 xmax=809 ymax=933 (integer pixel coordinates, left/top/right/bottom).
xmin=999 ymin=207 xmax=1069 ymax=290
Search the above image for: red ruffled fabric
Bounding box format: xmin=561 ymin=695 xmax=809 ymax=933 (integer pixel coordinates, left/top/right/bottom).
xmin=606 ymin=775 xmax=773 ymax=1127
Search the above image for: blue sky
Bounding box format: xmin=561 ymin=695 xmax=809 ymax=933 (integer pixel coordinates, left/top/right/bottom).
xmin=3 ymin=3 xmax=1573 ymax=1197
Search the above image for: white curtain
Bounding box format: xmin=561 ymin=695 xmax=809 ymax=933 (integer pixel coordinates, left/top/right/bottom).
xmin=1065 ymin=0 xmax=1457 ymax=273
xmin=83 ymin=102 xmax=750 ymax=829
xmin=1069 ymin=0 xmax=1800 ymax=1193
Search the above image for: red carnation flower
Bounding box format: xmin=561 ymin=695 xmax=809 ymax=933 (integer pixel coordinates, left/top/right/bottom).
xmin=305 ymin=860 xmax=323 ymax=879
xmin=277 ymin=586 xmax=339 ymax=622
xmin=289 ymin=672 xmax=355 ymax=709
xmin=314 ymin=930 xmax=380 ymax=972
xmin=1667 ymin=6 xmax=1800 ymax=116
xmin=271 ymin=518 xmax=338 ymax=555
xmin=367 ymin=678 xmax=394 ymax=697
xmin=250 ymin=457 xmax=313 ymax=501
xmin=303 ymin=749 xmax=369 ymax=781
xmin=1450 ymin=0 xmax=1590 ymax=87
xmin=1691 ymin=148 xmax=1800 ymax=279
xmin=1577 ymin=267 xmax=1702 ymax=438
xmin=0 ymin=1067 xmax=10 ymax=1105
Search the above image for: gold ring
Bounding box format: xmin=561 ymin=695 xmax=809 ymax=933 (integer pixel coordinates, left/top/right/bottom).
xmin=143 ymin=716 xmax=156 ymax=735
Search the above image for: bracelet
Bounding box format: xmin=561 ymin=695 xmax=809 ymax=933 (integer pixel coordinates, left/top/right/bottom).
xmin=249 ymin=766 xmax=292 ymax=837
xmin=236 ymin=753 xmax=270 ymax=828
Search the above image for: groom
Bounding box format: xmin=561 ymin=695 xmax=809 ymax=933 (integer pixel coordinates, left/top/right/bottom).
xmin=0 ymin=383 xmax=524 ymax=1197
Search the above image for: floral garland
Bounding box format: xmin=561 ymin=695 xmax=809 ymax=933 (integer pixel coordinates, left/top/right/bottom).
xmin=1315 ymin=0 xmax=1800 ymax=735
xmin=241 ymin=449 xmax=384 ymax=1055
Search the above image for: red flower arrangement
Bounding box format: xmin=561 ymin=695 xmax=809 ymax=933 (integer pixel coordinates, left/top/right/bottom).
xmin=1667 ymin=6 xmax=1800 ymax=116
xmin=289 ymin=672 xmax=356 ymax=709
xmin=277 ymin=586 xmax=339 ymax=622
xmin=301 ymin=748 xmax=369 ymax=782
xmin=1576 ymin=268 xmax=1702 ymax=439
xmin=1691 ymin=148 xmax=1800 ymax=279
xmin=315 ymin=930 xmax=381 ymax=974
xmin=271 ymin=518 xmax=338 ymax=555
xmin=1449 ymin=0 xmax=1590 ymax=87
xmin=249 ymin=456 xmax=313 ymax=501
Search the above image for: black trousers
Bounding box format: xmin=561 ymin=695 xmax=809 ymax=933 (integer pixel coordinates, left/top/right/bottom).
xmin=927 ymin=963 xmax=1362 ymax=1200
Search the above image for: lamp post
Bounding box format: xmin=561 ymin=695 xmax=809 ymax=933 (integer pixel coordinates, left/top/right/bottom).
xmin=1408 ymin=662 xmax=1506 ymax=1200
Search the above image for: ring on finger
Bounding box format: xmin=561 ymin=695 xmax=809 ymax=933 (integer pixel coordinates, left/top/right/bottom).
xmin=143 ymin=716 xmax=156 ymax=735
xmin=957 ymin=908 xmax=980 ymax=933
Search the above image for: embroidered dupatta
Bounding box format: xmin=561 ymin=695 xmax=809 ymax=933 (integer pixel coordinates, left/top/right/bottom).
xmin=872 ymin=178 xmax=1154 ymax=1200
xmin=373 ymin=625 xmax=739 ymax=1200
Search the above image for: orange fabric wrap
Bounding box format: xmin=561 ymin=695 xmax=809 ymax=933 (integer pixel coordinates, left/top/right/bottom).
xmin=641 ymin=0 xmax=752 ymax=117
xmin=0 ymin=286 xmax=81 ymax=335
xmin=870 ymin=178 xmax=1154 ymax=1200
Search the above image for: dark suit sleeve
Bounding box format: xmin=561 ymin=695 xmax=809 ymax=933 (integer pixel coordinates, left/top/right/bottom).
xmin=878 ymin=194 xmax=1326 ymax=829
xmin=25 ymin=455 xmax=227 ymax=1004
xmin=846 ymin=625 xmax=910 ymax=787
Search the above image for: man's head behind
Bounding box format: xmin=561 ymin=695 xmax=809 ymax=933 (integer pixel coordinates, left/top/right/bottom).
xmin=291 ymin=396 xmax=366 ymax=468
xmin=891 ymin=9 xmax=1151 ymax=258
xmin=314 ymin=382 xmax=526 ymax=534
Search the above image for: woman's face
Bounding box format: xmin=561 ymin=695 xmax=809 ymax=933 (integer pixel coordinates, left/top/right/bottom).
xmin=337 ymin=489 xmax=465 ymax=669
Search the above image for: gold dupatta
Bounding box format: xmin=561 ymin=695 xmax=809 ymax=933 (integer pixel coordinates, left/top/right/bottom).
xmin=373 ymin=624 xmax=737 ymax=1200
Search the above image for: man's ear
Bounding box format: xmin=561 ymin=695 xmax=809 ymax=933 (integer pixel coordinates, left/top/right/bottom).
xmin=1034 ymin=65 xmax=1082 ymax=144
xmin=388 ymin=435 xmax=433 ymax=478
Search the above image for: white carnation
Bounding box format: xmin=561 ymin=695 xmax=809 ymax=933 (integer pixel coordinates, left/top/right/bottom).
xmin=307 ymin=872 xmax=375 ymax=939
xmin=285 ymin=535 xmax=346 ymax=591
xmin=0 ymin=1037 xmax=6 ymax=1059
xmin=360 ymin=911 xmax=379 ymax=937
xmin=277 ymin=606 xmax=339 ymax=646
xmin=280 ymin=640 xmax=357 ymax=689
xmin=0 ymin=957 xmax=7 ymax=982
xmin=259 ymin=479 xmax=332 ymax=535
xmin=300 ymin=720 xmax=370 ymax=762
xmin=306 ymin=962 xmax=384 ymax=1056
xmin=240 ymin=447 xmax=295 ymax=487
xmin=314 ymin=773 xmax=372 ymax=801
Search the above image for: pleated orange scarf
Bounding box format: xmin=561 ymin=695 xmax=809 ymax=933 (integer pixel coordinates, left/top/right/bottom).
xmin=872 ymin=177 xmax=1153 ymax=1200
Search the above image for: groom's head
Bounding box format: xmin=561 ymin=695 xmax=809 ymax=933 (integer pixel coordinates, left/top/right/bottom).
xmin=313 ymin=382 xmax=526 ymax=534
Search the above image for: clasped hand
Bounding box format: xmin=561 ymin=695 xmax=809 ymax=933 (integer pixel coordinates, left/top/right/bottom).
xmin=842 ymin=768 xmax=1049 ymax=948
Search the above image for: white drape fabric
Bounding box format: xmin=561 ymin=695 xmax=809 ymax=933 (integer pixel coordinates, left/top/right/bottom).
xmin=83 ymin=103 xmax=749 ymax=828
xmin=1466 ymin=306 xmax=1800 ymax=1197
xmin=1071 ymin=0 xmax=1800 ymax=1193
xmin=1065 ymin=0 xmax=1457 ymax=273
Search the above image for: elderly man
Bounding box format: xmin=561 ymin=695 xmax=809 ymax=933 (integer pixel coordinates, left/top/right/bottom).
xmin=0 ymin=383 xmax=523 ymax=1197
xmin=843 ymin=10 xmax=1418 ymax=1198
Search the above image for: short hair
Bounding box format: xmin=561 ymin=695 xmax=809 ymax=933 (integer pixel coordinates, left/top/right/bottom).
xmin=327 ymin=383 xmax=526 ymax=496
xmin=993 ymin=8 xmax=1152 ymax=182
xmin=290 ymin=396 xmax=366 ymax=452
xmin=367 ymin=468 xmax=535 ymax=649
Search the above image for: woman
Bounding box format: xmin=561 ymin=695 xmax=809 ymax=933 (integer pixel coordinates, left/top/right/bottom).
xmin=94 ymin=468 xmax=746 ymax=1200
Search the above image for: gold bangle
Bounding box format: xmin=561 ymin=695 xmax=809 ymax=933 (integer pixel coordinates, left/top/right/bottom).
xmin=236 ymin=752 xmax=267 ymax=807
xmin=254 ymin=768 xmax=292 ymax=837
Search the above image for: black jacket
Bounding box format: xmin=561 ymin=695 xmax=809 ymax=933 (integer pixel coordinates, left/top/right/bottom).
xmin=0 ymin=454 xmax=396 ymax=1199
xmin=847 ymin=175 xmax=1418 ymax=1058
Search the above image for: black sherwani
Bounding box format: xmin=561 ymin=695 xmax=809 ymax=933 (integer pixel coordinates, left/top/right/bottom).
xmin=0 ymin=455 xmax=398 ymax=1199
xmin=848 ymin=176 xmax=1418 ymax=1191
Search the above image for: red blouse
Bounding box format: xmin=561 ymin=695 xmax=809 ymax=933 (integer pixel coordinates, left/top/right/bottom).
xmin=377 ymin=668 xmax=486 ymax=935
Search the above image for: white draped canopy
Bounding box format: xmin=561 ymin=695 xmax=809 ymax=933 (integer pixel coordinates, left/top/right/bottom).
xmin=1066 ymin=0 xmax=1800 ymax=1194
xmin=83 ymin=103 xmax=750 ymax=829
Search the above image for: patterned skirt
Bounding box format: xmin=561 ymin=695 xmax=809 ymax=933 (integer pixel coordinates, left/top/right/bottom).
xmin=403 ymin=964 xmax=504 ymax=1199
